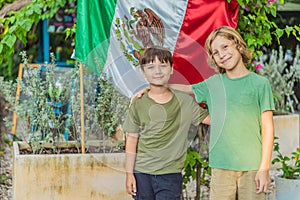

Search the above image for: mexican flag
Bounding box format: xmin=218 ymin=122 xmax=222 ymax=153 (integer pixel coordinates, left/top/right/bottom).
xmin=75 ymin=0 xmax=239 ymax=97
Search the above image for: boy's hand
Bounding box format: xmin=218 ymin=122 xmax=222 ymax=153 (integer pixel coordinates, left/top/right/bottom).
xmin=126 ymin=173 xmax=137 ymax=196
xmin=255 ymin=169 xmax=271 ymax=194
xmin=130 ymin=86 xmax=150 ymax=106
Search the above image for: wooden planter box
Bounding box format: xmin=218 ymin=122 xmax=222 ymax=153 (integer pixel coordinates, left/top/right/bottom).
xmin=12 ymin=141 xmax=131 ymax=200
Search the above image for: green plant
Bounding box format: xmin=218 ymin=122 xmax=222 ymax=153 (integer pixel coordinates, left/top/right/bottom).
xmin=272 ymin=137 xmax=300 ymax=179
xmin=0 ymin=52 xmax=129 ymax=154
xmin=234 ymin=0 xmax=300 ymax=58
xmin=0 ymin=173 xmax=8 ymax=184
xmin=183 ymin=147 xmax=210 ymax=188
xmin=70 ymin=70 xmax=128 ymax=140
xmin=182 ymin=124 xmax=211 ymax=199
xmin=0 ymin=0 xmax=76 ymax=79
xmin=256 ymin=46 xmax=300 ymax=113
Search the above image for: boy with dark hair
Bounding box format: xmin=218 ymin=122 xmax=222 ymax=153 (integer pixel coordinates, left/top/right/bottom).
xmin=123 ymin=46 xmax=210 ymax=199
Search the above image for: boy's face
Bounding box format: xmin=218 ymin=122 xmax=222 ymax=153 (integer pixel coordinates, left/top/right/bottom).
xmin=211 ymin=35 xmax=243 ymax=72
xmin=142 ymin=56 xmax=173 ymax=86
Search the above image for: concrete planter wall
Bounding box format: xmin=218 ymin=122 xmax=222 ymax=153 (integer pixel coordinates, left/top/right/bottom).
xmin=12 ymin=114 xmax=299 ymax=199
xmin=13 ymin=142 xmax=131 ymax=200
xmin=272 ymin=113 xmax=300 ymax=169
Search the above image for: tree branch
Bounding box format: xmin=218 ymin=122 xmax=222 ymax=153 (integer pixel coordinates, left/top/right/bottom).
xmin=0 ymin=0 xmax=32 ymax=18
xmin=0 ymin=0 xmax=32 ymax=34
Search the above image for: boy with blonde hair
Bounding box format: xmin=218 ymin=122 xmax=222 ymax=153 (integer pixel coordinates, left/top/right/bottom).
xmin=134 ymin=27 xmax=275 ymax=200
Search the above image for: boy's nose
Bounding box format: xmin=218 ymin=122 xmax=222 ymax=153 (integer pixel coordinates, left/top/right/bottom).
xmin=219 ymin=50 xmax=226 ymax=58
xmin=154 ymin=65 xmax=162 ymax=73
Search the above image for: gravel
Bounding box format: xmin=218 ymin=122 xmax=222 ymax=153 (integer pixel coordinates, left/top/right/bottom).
xmin=0 ymin=144 xmax=13 ymax=200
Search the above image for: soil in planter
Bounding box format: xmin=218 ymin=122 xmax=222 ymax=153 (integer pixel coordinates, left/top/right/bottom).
xmin=18 ymin=141 xmax=125 ymax=155
xmin=19 ymin=146 xmax=125 ymax=154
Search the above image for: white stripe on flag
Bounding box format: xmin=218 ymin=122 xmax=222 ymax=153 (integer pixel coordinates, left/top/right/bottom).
xmin=103 ymin=0 xmax=189 ymax=97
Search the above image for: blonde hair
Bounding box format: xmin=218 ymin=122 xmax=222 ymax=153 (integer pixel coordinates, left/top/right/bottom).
xmin=205 ymin=26 xmax=253 ymax=73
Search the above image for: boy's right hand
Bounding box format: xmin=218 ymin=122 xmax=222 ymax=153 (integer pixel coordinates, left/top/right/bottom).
xmin=126 ymin=173 xmax=137 ymax=196
xmin=130 ymin=86 xmax=150 ymax=106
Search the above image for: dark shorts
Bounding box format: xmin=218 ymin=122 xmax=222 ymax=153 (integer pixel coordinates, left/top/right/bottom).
xmin=133 ymin=171 xmax=182 ymax=200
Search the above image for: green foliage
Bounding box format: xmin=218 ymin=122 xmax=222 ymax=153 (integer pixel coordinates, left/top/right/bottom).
xmin=232 ymin=0 xmax=300 ymax=58
xmin=0 ymin=53 xmax=75 ymax=152
xmin=272 ymin=137 xmax=300 ymax=179
xmin=70 ymin=71 xmax=128 ymax=139
xmin=0 ymin=173 xmax=9 ymax=184
xmin=0 ymin=0 xmax=76 ymax=79
xmin=182 ymin=124 xmax=211 ymax=198
xmin=182 ymin=147 xmax=210 ymax=190
xmin=0 ymin=52 xmax=129 ymax=154
xmin=257 ymin=46 xmax=300 ymax=113
xmin=97 ymin=77 xmax=128 ymax=136
xmin=65 ymin=23 xmax=76 ymax=40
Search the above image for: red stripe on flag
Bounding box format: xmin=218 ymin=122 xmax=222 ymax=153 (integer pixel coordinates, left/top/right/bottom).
xmin=171 ymin=0 xmax=239 ymax=84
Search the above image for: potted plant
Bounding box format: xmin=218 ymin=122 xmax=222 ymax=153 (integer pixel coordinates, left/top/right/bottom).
xmin=0 ymin=53 xmax=131 ymax=199
xmin=272 ymin=138 xmax=300 ymax=199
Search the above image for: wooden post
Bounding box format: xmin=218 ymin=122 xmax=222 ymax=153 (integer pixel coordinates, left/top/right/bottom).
xmin=11 ymin=64 xmax=24 ymax=135
xmin=79 ymin=62 xmax=85 ymax=153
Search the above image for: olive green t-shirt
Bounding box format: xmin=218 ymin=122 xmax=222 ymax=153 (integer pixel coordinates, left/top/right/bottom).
xmin=123 ymin=89 xmax=208 ymax=175
xmin=192 ymin=72 xmax=275 ymax=170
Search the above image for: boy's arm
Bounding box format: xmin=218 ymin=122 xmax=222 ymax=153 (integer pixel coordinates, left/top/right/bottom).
xmin=125 ymin=133 xmax=139 ymax=196
xmin=130 ymin=84 xmax=193 ymax=105
xmin=168 ymin=84 xmax=193 ymax=94
xmin=255 ymin=110 xmax=274 ymax=194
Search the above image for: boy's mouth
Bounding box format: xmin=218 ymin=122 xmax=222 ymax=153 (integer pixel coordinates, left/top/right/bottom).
xmin=221 ymin=57 xmax=231 ymax=64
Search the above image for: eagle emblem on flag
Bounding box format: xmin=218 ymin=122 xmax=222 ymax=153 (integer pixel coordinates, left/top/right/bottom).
xmin=115 ymin=7 xmax=165 ymax=66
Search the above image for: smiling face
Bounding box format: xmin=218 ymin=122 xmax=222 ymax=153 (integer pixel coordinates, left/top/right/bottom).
xmin=210 ymin=35 xmax=244 ymax=73
xmin=142 ymin=56 xmax=173 ymax=86
xmin=205 ymin=26 xmax=253 ymax=74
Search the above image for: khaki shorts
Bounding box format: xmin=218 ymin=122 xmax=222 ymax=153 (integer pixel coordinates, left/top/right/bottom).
xmin=210 ymin=168 xmax=266 ymax=200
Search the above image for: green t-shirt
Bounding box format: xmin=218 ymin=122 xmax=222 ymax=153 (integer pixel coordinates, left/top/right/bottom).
xmin=192 ymin=72 xmax=275 ymax=170
xmin=123 ymin=89 xmax=208 ymax=175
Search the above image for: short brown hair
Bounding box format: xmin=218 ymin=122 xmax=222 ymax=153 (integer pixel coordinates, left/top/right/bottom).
xmin=205 ymin=26 xmax=253 ymax=73
xmin=139 ymin=46 xmax=173 ymax=70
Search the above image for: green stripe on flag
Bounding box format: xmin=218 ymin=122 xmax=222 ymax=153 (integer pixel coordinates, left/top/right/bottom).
xmin=75 ymin=0 xmax=117 ymax=72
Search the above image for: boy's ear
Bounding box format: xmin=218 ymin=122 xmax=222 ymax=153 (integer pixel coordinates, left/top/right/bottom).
xmin=171 ymin=65 xmax=174 ymax=74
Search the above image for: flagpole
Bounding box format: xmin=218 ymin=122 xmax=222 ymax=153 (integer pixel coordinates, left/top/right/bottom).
xmin=79 ymin=62 xmax=85 ymax=154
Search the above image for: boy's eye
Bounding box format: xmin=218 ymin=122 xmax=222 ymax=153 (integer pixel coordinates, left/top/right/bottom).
xmin=212 ymin=51 xmax=219 ymax=56
xmin=143 ymin=64 xmax=168 ymax=69
xmin=146 ymin=65 xmax=154 ymax=69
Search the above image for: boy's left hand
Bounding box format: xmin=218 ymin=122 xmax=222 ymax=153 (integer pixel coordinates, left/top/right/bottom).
xmin=126 ymin=173 xmax=137 ymax=196
xmin=255 ymin=169 xmax=271 ymax=194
